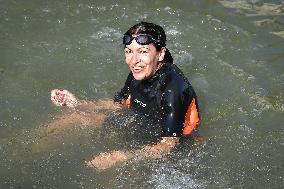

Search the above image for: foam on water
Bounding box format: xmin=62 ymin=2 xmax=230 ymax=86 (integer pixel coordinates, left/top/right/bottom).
xmin=219 ymin=0 xmax=284 ymax=16
xmin=90 ymin=27 xmax=122 ymax=42
xmin=149 ymin=165 xmax=206 ymax=189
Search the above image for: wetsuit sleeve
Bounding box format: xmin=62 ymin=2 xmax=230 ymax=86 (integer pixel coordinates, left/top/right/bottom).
xmin=114 ymin=73 xmax=132 ymax=104
xmin=160 ymin=74 xmax=197 ymax=137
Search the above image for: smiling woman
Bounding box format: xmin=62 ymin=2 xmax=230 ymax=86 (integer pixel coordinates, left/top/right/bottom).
xmin=50 ymin=22 xmax=200 ymax=171
xmin=115 ymin=22 xmax=199 ymax=137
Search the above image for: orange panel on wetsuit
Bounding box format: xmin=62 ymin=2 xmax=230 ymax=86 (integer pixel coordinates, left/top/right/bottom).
xmin=122 ymin=95 xmax=131 ymax=108
xmin=183 ymin=98 xmax=200 ymax=135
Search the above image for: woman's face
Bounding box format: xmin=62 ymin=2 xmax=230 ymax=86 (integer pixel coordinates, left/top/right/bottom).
xmin=124 ymin=39 xmax=165 ymax=80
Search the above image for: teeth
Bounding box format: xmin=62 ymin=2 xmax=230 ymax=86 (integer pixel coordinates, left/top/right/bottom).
xmin=134 ymin=66 xmax=142 ymax=70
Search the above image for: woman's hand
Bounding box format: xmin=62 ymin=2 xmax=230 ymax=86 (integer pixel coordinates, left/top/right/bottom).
xmin=50 ymin=89 xmax=78 ymax=108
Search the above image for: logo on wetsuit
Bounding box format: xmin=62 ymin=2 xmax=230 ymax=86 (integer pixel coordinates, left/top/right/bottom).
xmin=134 ymin=98 xmax=147 ymax=108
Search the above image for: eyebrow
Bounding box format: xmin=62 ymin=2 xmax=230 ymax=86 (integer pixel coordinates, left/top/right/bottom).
xmin=124 ymin=46 xmax=150 ymax=51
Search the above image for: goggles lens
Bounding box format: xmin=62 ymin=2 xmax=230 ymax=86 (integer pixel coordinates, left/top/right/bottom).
xmin=123 ymin=34 xmax=162 ymax=46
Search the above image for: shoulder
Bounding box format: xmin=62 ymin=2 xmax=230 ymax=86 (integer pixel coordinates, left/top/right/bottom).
xmin=125 ymin=72 xmax=135 ymax=85
xmin=161 ymin=63 xmax=191 ymax=91
xmin=126 ymin=72 xmax=134 ymax=80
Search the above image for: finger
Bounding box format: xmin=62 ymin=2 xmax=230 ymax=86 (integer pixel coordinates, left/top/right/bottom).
xmin=51 ymin=89 xmax=58 ymax=97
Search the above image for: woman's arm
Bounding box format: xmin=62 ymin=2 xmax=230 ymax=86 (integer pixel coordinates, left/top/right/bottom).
xmin=50 ymin=89 xmax=122 ymax=110
xmin=134 ymin=137 xmax=179 ymax=158
xmin=86 ymin=137 xmax=179 ymax=171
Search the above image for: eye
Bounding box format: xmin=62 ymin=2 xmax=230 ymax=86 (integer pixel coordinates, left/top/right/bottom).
xmin=124 ymin=48 xmax=132 ymax=54
xmin=139 ymin=49 xmax=148 ymax=54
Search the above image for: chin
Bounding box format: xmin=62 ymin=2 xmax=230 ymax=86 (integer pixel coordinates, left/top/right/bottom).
xmin=132 ymin=72 xmax=148 ymax=80
xmin=133 ymin=74 xmax=145 ymax=80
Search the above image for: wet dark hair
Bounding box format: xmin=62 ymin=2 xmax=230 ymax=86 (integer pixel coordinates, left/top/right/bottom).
xmin=124 ymin=22 xmax=173 ymax=64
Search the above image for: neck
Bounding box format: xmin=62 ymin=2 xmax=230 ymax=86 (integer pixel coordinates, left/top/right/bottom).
xmin=155 ymin=62 xmax=164 ymax=72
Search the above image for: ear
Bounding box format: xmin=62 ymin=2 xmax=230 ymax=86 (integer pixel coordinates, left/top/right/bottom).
xmin=158 ymin=47 xmax=166 ymax=62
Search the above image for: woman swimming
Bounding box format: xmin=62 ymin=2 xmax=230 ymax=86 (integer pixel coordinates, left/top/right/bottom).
xmin=51 ymin=22 xmax=200 ymax=170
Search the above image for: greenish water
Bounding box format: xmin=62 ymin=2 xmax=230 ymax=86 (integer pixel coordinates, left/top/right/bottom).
xmin=0 ymin=0 xmax=283 ymax=188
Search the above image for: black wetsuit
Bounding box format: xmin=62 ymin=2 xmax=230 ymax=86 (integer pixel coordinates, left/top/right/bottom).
xmin=114 ymin=63 xmax=199 ymax=137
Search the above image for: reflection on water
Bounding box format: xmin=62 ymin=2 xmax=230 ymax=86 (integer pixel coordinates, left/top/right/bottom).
xmin=0 ymin=0 xmax=283 ymax=188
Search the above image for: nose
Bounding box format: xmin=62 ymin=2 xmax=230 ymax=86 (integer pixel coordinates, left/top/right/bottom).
xmin=130 ymin=52 xmax=140 ymax=65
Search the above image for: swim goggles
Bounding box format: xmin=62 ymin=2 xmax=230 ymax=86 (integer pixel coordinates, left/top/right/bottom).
xmin=123 ymin=34 xmax=164 ymax=46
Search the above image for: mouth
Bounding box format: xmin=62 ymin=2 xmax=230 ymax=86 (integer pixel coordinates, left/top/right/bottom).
xmin=132 ymin=65 xmax=144 ymax=73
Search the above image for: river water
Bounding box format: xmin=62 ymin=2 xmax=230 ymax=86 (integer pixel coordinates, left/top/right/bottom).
xmin=0 ymin=0 xmax=283 ymax=188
